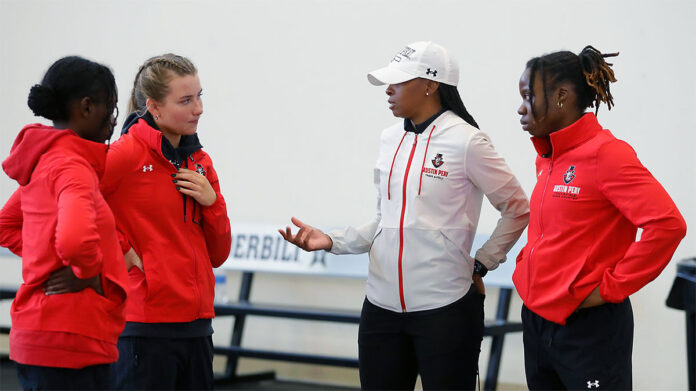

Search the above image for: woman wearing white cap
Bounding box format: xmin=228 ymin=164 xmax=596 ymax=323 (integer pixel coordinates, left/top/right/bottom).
xmin=280 ymin=41 xmax=529 ymax=390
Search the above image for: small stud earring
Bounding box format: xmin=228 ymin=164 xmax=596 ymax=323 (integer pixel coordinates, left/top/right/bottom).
xmin=155 ymin=115 xmax=160 ymax=120
xmin=557 ymin=101 xmax=563 ymax=108
xmin=426 ymin=92 xmax=429 ymax=96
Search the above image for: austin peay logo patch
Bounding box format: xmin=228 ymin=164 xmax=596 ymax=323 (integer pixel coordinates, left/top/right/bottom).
xmin=423 ymin=153 xmax=449 ymax=179
xmin=563 ymin=165 xmax=576 ymax=184
xmin=195 ymin=163 xmax=207 ymax=176
xmin=432 ymin=153 xmax=444 ymax=168
xmin=553 ymin=164 xmax=581 ymax=200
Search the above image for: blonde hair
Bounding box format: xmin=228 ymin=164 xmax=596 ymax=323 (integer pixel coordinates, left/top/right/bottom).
xmin=128 ymin=53 xmax=197 ymax=115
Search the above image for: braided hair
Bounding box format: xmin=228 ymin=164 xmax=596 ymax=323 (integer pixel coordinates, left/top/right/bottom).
xmin=438 ymin=84 xmax=479 ymax=129
xmin=128 ymin=53 xmax=197 ymax=114
xmin=526 ymin=45 xmax=618 ymax=119
xmin=27 ymin=56 xmax=117 ymax=123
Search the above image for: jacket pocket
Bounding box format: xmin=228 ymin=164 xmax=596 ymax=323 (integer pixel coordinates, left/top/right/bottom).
xmin=367 ymin=228 xmax=400 ymax=281
xmin=439 ymin=228 xmax=474 ymax=264
xmin=368 ymin=227 xmax=383 ymax=254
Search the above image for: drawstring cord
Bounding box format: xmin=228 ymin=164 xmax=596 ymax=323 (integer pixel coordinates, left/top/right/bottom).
xmin=387 ymin=132 xmax=408 ymax=200
xmin=189 ymin=156 xmax=199 ymax=225
xmin=182 ymin=158 xmax=188 ymax=222
xmin=179 ymin=156 xmax=201 ymax=224
xmin=387 ymin=124 xmax=437 ymax=199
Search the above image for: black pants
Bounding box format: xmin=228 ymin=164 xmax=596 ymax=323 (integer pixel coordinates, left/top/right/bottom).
xmin=522 ymin=299 xmax=633 ymax=390
xmin=110 ymin=335 xmax=214 ymax=390
xmin=16 ymin=363 xmax=111 ymax=391
xmin=358 ymin=287 xmax=484 ymax=390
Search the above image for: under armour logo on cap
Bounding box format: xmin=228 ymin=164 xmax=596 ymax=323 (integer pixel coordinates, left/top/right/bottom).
xmin=426 ymin=68 xmax=437 ymax=77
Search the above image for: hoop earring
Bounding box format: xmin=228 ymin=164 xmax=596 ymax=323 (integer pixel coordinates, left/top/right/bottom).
xmin=155 ymin=115 xmax=160 ymax=120
xmin=557 ymin=101 xmax=564 ymax=108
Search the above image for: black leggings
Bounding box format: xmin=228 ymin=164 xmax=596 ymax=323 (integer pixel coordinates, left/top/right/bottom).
xmin=358 ymin=286 xmax=484 ymax=390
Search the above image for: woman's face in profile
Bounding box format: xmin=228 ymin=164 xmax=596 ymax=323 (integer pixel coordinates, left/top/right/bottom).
xmin=518 ymin=67 xmax=548 ymax=137
xmin=149 ymin=73 xmax=204 ymax=138
xmin=385 ymin=78 xmax=429 ymax=121
xmin=82 ymin=98 xmax=118 ymax=144
xmin=518 ymin=67 xmax=571 ymax=138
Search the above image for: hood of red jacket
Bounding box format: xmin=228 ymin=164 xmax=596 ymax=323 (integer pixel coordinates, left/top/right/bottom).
xmin=2 ymin=124 xmax=108 ymax=185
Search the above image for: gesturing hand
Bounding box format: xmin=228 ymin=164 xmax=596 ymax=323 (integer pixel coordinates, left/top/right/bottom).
xmin=173 ymin=168 xmax=217 ymax=206
xmin=44 ymin=266 xmax=103 ymax=296
xmin=278 ymin=217 xmax=333 ymax=252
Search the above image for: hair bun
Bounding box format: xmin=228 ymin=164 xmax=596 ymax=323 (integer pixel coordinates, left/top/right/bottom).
xmin=27 ymin=84 xmax=62 ymax=121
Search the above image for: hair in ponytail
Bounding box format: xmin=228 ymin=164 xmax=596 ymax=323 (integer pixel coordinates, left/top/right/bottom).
xmin=438 ymin=83 xmax=479 ymax=129
xmin=578 ymin=46 xmax=618 ymax=112
xmin=525 ymin=45 xmax=618 ymax=118
xmin=27 ymin=56 xmax=116 ymax=122
xmin=129 ymin=53 xmax=197 ymax=115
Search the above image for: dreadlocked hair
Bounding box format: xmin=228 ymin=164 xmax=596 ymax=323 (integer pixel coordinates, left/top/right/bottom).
xmin=438 ymin=83 xmax=479 ymax=129
xmin=526 ymin=45 xmax=618 ymax=118
xmin=128 ymin=53 xmax=197 ymax=114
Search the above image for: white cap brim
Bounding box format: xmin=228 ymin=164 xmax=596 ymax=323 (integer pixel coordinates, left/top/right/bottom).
xmin=367 ymin=66 xmax=416 ymax=86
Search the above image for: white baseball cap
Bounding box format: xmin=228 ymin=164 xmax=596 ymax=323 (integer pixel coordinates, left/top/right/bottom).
xmin=367 ymin=41 xmax=459 ymax=87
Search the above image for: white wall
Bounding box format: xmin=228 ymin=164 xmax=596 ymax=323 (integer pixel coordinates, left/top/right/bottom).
xmin=0 ymin=0 xmax=694 ymax=389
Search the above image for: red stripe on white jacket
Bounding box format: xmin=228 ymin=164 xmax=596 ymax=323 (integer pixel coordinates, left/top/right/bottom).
xmin=328 ymin=111 xmax=529 ymax=313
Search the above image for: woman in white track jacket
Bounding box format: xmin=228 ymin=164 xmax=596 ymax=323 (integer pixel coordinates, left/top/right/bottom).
xmin=280 ymin=41 xmax=529 ymax=390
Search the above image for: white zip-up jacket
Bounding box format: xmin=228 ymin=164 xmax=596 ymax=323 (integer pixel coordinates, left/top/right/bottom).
xmin=328 ymin=110 xmax=529 ymax=313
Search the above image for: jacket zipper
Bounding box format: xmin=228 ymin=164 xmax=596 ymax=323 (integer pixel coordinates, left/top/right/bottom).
xmin=159 ymin=135 xmax=203 ymax=319
xmin=528 ymin=159 xmax=553 ymax=287
xmin=182 ymin=157 xmax=201 ymax=318
xmin=398 ymin=135 xmax=418 ymax=312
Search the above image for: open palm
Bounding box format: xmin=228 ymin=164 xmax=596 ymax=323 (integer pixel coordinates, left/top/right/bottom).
xmin=278 ymin=217 xmax=332 ymax=252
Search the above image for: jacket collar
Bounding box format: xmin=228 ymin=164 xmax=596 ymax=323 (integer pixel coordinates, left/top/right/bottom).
xmin=423 ymin=109 xmax=467 ymax=134
xmin=126 ymin=117 xmax=203 ymax=166
xmin=57 ymin=131 xmax=109 ymax=178
xmin=404 ymin=109 xmax=447 ymax=134
xmin=531 ymin=112 xmax=603 ymax=158
xmin=128 ymin=118 xmax=167 ymax=159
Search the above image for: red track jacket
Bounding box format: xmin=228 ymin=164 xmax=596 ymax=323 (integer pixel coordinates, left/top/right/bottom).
xmin=513 ymin=113 xmax=686 ymax=324
xmin=101 ymin=119 xmax=231 ymax=323
xmin=0 ymin=125 xmax=128 ymax=367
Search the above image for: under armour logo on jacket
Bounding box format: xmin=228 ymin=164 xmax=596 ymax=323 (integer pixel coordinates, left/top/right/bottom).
xmin=587 ymin=380 xmax=599 ymax=389
xmin=142 ymin=165 xmax=153 ymax=172
xmin=426 ymin=68 xmax=437 ymax=77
